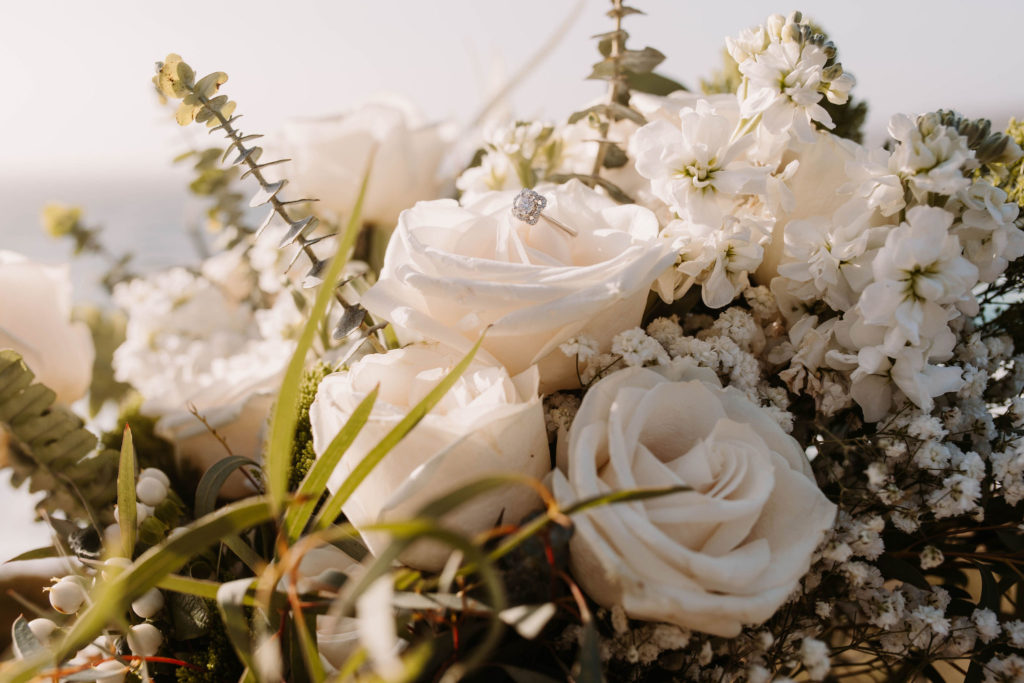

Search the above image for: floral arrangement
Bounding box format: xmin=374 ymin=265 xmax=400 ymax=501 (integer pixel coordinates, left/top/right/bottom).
xmin=3 ymin=4 xmax=1024 ymax=682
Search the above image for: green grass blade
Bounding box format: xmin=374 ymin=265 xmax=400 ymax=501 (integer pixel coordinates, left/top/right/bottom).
xmin=311 ymin=332 xmax=487 ymax=531
xmin=194 ymin=455 xmax=261 ymax=518
xmin=116 ymin=425 xmax=137 ymax=558
xmin=283 ymin=386 xmax=378 ymax=542
xmin=265 ymin=153 xmax=375 ymax=514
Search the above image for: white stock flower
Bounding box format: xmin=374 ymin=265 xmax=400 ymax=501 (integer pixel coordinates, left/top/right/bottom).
xmin=279 ymin=97 xmax=450 ymax=229
xmin=360 ymin=180 xmax=674 ymax=393
xmin=887 ymin=114 xmax=973 ymax=200
xmin=113 ymin=268 xmax=292 ymax=497
xmin=658 ymin=215 xmax=770 ymax=308
xmin=0 ymin=251 xmax=94 ymax=404
xmin=857 ymin=206 xmax=977 ymax=352
xmin=309 ymin=343 xmax=550 ymax=571
xmin=633 ymin=100 xmax=767 ymax=226
xmin=552 ymin=364 xmax=836 ymax=636
xmin=738 ymin=40 xmax=834 ymax=142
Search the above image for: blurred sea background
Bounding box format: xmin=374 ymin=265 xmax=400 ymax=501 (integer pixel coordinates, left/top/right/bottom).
xmin=1 ymin=0 xmax=1022 ymax=561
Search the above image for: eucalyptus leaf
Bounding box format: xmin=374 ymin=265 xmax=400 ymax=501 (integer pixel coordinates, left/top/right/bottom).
xmin=618 ymin=47 xmax=666 ymax=74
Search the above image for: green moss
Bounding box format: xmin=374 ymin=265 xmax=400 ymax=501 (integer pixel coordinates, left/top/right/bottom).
xmin=288 ymin=362 xmax=331 ymax=491
xmin=173 ymin=608 xmax=242 ymax=683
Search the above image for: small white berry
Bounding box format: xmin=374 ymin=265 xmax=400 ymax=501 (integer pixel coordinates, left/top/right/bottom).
xmin=131 ymin=588 xmax=165 ymax=619
xmin=48 ymin=579 xmax=87 ymax=614
xmin=135 ymin=478 xmax=168 ymax=507
xmin=136 ymin=503 xmax=154 ymax=525
xmin=26 ymin=617 xmax=57 ymax=644
xmin=101 ymin=557 xmax=131 ymax=580
xmin=91 ymin=658 xmax=127 ymax=683
xmin=139 ymin=468 xmax=170 ymax=488
xmin=126 ymin=623 xmax=163 ymax=657
xmin=103 ymin=523 xmax=121 ymax=548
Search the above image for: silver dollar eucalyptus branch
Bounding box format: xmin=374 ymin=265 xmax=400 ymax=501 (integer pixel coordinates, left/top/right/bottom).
xmin=153 ymin=55 xmax=386 ymax=350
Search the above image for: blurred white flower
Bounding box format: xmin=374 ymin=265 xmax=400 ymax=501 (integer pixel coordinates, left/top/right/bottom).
xmin=0 ymin=251 xmax=94 ymax=404
xmin=280 ymin=97 xmax=451 ymax=229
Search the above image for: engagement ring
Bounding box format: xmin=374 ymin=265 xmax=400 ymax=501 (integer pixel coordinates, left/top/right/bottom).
xmin=511 ymin=188 xmax=578 ymax=237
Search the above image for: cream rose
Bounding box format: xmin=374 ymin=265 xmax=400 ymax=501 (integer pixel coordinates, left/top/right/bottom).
xmin=360 ymin=180 xmax=675 ymax=394
xmin=279 ymin=97 xmax=450 ymax=229
xmin=0 ymin=251 xmax=94 ymax=404
xmin=552 ymin=363 xmax=836 ymax=637
xmin=309 ymin=343 xmax=551 ymax=571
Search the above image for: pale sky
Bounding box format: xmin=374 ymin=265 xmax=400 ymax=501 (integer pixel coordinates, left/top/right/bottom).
xmin=0 ymin=0 xmax=1022 ymax=178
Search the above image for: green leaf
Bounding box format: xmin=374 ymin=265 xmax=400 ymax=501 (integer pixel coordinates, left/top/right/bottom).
xmin=283 ymin=386 xmax=378 ymax=541
xmin=618 ymin=47 xmax=665 ymax=74
xmin=602 ymin=143 xmax=628 ymax=169
xmin=11 ymin=616 xmax=43 ymax=659
xmin=546 ymin=173 xmax=636 ymax=205
xmin=265 ymin=151 xmax=376 ymax=515
xmin=567 ymin=103 xmax=645 ymax=126
xmin=312 ymin=331 xmax=487 ymax=530
xmin=574 ymin=619 xmax=604 ymax=683
xmin=626 ymin=70 xmax=687 ymax=96
xmin=116 ymin=425 xmax=137 ymax=558
xmin=194 ymin=455 xmax=262 ymax=518
xmin=564 ymin=485 xmax=690 ymax=515
xmin=216 ymin=578 xmax=261 ymax=682
xmin=3 ymin=546 xmax=58 ymax=563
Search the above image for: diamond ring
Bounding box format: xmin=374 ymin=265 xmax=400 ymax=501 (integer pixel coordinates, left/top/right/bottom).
xmin=511 ymin=188 xmax=578 ymax=237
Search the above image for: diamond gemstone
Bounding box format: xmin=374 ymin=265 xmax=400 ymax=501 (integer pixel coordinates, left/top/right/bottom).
xmin=511 ymin=188 xmax=547 ymax=225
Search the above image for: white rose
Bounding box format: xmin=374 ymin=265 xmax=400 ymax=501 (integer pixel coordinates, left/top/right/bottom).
xmin=360 ymin=180 xmax=675 ymax=393
xmin=552 ymin=363 xmax=836 ymax=637
xmin=0 ymin=251 xmax=94 ymax=404
xmin=309 ymin=343 xmax=550 ymax=571
xmin=279 ymin=97 xmax=450 ymax=229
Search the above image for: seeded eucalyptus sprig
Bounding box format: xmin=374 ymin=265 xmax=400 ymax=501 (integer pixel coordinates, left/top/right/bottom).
xmin=153 ymin=55 xmax=384 ymax=347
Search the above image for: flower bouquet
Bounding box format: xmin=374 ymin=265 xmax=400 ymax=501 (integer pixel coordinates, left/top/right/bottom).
xmin=2 ymin=3 xmax=1024 ymax=682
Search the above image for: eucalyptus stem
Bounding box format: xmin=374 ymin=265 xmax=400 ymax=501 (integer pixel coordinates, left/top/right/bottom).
xmin=185 ymin=82 xmax=386 ymax=354
xmin=590 ymin=0 xmax=628 ymax=178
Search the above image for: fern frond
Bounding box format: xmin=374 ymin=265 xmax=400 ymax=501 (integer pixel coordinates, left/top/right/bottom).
xmin=0 ymin=350 xmax=118 ymax=526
